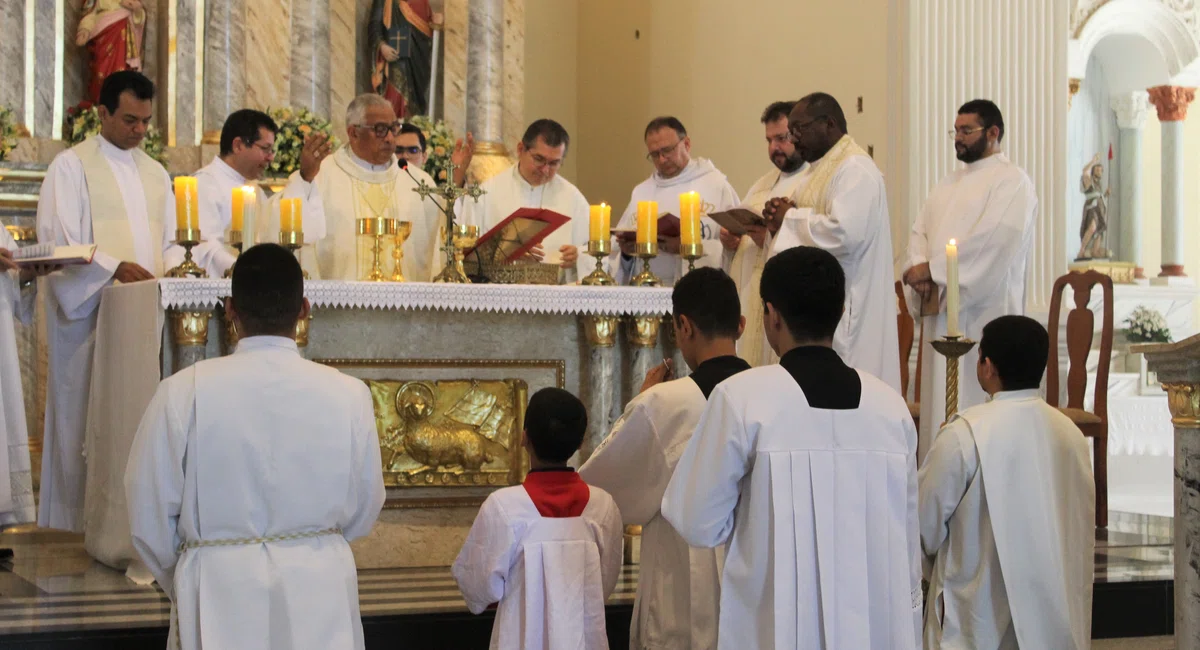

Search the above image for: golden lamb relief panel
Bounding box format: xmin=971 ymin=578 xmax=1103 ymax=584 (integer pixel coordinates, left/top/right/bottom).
xmin=366 ymin=378 xmax=527 ymax=488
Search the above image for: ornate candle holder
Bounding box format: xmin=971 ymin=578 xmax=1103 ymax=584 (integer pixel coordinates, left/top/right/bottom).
xmin=222 ymin=230 xmax=243 ymax=278
xmin=581 ymin=239 xmax=615 ymax=286
xmin=929 ymin=334 xmax=978 ymax=426
xmin=435 ymin=223 xmax=479 ymax=283
xmin=680 ymin=242 xmax=704 ymax=273
xmin=167 ymin=228 xmax=207 ymax=278
xmin=411 ymin=159 xmax=486 ymax=284
xmin=390 ymin=221 xmax=414 ymax=282
xmin=631 ymin=241 xmax=661 ymax=287
xmin=357 ymin=217 xmax=398 ymax=282
xmin=279 ymin=230 xmax=310 ymax=279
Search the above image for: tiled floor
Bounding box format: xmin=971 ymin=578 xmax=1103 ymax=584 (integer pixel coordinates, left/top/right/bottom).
xmin=0 ymin=510 xmax=1174 ymax=643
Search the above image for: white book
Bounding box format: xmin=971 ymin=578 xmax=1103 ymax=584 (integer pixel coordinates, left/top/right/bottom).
xmin=13 ymin=243 xmax=98 ymax=266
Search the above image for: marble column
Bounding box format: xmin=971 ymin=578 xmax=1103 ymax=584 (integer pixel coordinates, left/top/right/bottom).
xmin=202 ymin=0 xmax=247 ymax=142
xmin=1137 ymin=335 xmax=1200 ymax=650
xmin=1111 ymin=91 xmax=1152 ymax=279
xmin=1147 ymin=86 xmax=1195 ymax=278
xmin=0 ymin=0 xmax=30 ymax=133
xmin=627 ymin=314 xmax=662 ymax=408
xmin=158 ymin=0 xmax=206 ymax=147
xmin=289 ymin=0 xmax=331 ymax=117
xmin=580 ymin=315 xmax=618 ymax=462
xmin=466 ymin=0 xmax=510 ymax=182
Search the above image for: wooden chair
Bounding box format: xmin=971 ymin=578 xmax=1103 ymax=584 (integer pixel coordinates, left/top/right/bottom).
xmin=1046 ymin=270 xmax=1113 ymax=528
xmin=895 ymin=281 xmax=922 ymax=428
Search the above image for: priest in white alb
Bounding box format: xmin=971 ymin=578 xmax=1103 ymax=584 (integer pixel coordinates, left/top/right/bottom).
xmin=920 ymin=315 xmax=1093 ymax=649
xmin=662 ymin=247 xmax=922 ymax=650
xmin=614 ymin=117 xmax=739 ymax=286
xmin=305 ymin=94 xmax=442 ymax=281
xmin=763 ymin=93 xmax=901 ymax=392
xmin=35 ymin=70 xmax=172 ymax=532
xmin=0 ymin=237 xmax=57 ymax=532
xmin=722 ymin=100 xmax=808 ymax=366
xmin=166 ymin=109 xmax=330 ymax=278
xmin=458 ymin=119 xmax=591 ymax=283
xmin=126 ymin=244 xmax=385 ymax=650
xmin=902 ymin=99 xmax=1037 ymax=463
xmin=580 ymin=267 xmax=750 ymax=650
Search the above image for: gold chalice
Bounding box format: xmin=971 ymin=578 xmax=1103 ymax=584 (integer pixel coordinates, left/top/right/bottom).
xmin=390 ymin=221 xmax=413 ymax=282
xmin=357 ymin=217 xmax=398 ymax=282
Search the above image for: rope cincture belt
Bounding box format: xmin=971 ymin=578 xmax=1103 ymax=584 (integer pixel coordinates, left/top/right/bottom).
xmin=176 ymin=527 xmax=343 ymax=554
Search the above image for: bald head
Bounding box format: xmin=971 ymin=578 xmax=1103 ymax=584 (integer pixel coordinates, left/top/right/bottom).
xmin=789 ymin=92 xmax=848 ymax=163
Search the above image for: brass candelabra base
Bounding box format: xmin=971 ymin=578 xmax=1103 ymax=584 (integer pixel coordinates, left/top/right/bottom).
xmin=167 ymin=232 xmax=207 ymax=279
xmin=631 ymin=242 xmax=661 ymax=287
xmin=581 ymin=239 xmax=614 ymax=286
xmin=930 ymin=335 xmax=978 ymax=426
xmin=680 ymin=242 xmax=703 ymax=273
xmin=279 ymin=231 xmax=310 ymax=279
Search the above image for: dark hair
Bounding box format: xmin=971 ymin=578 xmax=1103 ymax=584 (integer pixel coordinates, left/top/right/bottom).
xmin=220 ymin=109 xmax=279 ymax=157
xmin=761 ymin=101 xmax=797 ymax=124
xmin=797 ymin=92 xmax=848 ymax=133
xmin=398 ymin=123 xmax=427 ymax=151
xmin=521 ymin=119 xmax=570 ymax=153
xmin=230 ymin=244 xmax=305 ymax=336
xmin=958 ymin=99 xmax=1005 ymax=142
xmin=644 ymin=116 xmax=687 ymax=141
xmin=523 ymin=387 xmax=587 ymax=464
xmin=760 ymin=246 xmax=845 ymax=342
xmin=673 ymin=267 xmax=741 ymax=339
xmin=98 ymin=70 xmax=155 ymax=114
xmin=979 ymin=315 xmax=1048 ymax=391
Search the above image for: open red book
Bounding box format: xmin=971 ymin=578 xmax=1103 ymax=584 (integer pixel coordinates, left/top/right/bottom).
xmin=466 ymin=207 xmax=571 ymax=267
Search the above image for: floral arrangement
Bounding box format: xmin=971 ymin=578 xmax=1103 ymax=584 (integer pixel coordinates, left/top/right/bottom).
xmin=1124 ymin=305 xmax=1172 ymax=344
xmin=66 ymin=102 xmax=167 ymax=165
xmin=407 ymin=115 xmax=456 ymax=186
xmin=0 ymin=105 xmax=19 ymax=162
xmin=266 ymin=107 xmax=338 ymax=178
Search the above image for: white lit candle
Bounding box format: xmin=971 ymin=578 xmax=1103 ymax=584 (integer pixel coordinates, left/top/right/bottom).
xmin=946 ymin=238 xmax=960 ymax=337
xmin=241 ymin=186 xmax=257 ymax=246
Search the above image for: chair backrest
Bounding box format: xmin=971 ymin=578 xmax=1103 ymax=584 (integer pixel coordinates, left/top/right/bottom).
xmin=1046 ymin=270 xmax=1113 ymax=421
xmin=895 ymin=281 xmax=914 ymax=397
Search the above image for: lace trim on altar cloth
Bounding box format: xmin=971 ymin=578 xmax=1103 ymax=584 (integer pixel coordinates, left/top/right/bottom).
xmin=158 ymin=279 xmax=674 ymax=316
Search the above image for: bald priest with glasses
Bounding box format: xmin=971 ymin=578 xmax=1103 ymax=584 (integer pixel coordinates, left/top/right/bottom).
xmin=302 ymin=94 xmax=444 ymax=281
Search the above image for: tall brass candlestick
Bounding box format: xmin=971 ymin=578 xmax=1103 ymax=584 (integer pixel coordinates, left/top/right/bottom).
xmin=632 ymin=242 xmax=661 ymax=287
xmin=279 ymin=230 xmax=309 ymax=279
xmin=167 ymin=227 xmax=207 ymax=278
xmin=581 ymin=239 xmax=615 ymax=286
xmin=680 ymin=242 xmax=704 ymax=273
xmin=930 ymin=335 xmax=977 ymax=426
xmin=223 ymin=230 xmax=243 ymax=278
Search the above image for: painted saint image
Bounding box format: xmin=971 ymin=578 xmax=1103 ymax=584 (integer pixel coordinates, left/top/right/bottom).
xmin=76 ymin=0 xmax=146 ymax=104
xmin=368 ymin=0 xmax=439 ymax=118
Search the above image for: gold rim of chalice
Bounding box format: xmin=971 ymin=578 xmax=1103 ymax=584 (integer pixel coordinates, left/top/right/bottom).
xmin=394 ymin=220 xmax=414 ymax=239
xmin=357 ymin=217 xmax=398 ymax=236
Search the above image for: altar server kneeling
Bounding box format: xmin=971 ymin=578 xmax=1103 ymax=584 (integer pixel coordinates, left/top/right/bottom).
xmin=919 ymin=315 xmax=1094 ymax=649
xmin=662 ymin=246 xmax=922 ymax=650
xmin=580 ymin=266 xmax=749 ymax=650
xmin=125 ymin=243 xmax=386 ymax=650
xmin=454 ymin=387 xmax=623 ymax=650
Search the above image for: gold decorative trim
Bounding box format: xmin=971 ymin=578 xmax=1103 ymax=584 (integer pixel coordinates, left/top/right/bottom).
xmin=1069 ymin=78 xmax=1082 ymax=109
xmin=4 ymin=225 xmax=37 ymax=242
xmin=473 ymin=141 xmax=508 ymax=156
xmin=382 ymin=496 xmax=486 ymax=510
xmin=294 ymin=312 xmax=312 ymax=348
xmin=582 ymin=315 xmax=618 ymax=348
xmin=201 ymin=130 xmax=221 ymax=145
xmin=1069 ymin=261 xmax=1136 ymax=284
xmin=168 ymin=309 xmax=211 ymax=347
xmin=316 ymin=357 xmax=566 ymax=388
xmin=627 ymin=315 xmax=661 ymax=348
xmin=1163 ymin=382 xmax=1200 ymax=427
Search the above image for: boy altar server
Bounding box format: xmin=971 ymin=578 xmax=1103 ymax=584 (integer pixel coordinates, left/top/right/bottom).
xmin=125 ymin=244 xmax=386 ymax=650
xmin=454 ymin=387 xmax=624 ymax=649
xmin=580 ymin=266 xmax=749 ymax=650
xmin=663 ymin=246 xmax=922 ymax=650
xmin=919 ymin=315 xmax=1093 ymax=649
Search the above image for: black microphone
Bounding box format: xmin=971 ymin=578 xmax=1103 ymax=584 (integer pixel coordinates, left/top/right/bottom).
xmin=397 ymin=156 xmax=408 ymax=170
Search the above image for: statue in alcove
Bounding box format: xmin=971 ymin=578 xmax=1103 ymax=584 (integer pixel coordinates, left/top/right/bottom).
xmin=369 ymin=0 xmax=441 ymax=119
xmin=1076 ymin=153 xmax=1111 ymax=261
xmin=76 ymin=0 xmax=146 ymax=105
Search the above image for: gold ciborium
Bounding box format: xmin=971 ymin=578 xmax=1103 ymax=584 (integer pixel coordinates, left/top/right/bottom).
xmin=357 ymin=217 xmax=398 ymax=282
xmin=631 ymin=241 xmax=661 ymax=287
xmin=581 ymin=239 xmax=614 ymax=286
xmin=390 ymin=221 xmax=414 ymax=282
xmin=167 ymin=227 xmax=207 ymax=278
xmin=435 ymin=224 xmax=479 ymax=284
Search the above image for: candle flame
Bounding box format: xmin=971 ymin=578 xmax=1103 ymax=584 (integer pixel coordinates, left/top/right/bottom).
xmin=949 ymin=238 xmax=957 ymax=245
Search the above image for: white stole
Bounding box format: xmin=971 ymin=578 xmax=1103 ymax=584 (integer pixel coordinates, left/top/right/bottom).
xmin=74 ymin=136 xmax=165 ymax=275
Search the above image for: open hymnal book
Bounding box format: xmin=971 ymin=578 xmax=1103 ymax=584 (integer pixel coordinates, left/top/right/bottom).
xmin=12 ymin=243 xmax=98 ymax=267
xmin=707 ymin=208 xmax=766 ymax=236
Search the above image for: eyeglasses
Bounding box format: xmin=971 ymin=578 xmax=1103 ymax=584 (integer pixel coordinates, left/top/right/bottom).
xmin=646 ymin=140 xmax=683 ymax=161
xmin=948 ymin=127 xmax=985 ymax=139
xmin=243 ymin=140 xmax=275 ymax=154
xmin=530 ymin=153 xmax=564 ymax=169
xmin=788 ymin=117 xmax=827 ymax=141
xmin=353 ymin=122 xmax=403 ymax=138
xmin=397 ymin=146 xmax=424 ymax=155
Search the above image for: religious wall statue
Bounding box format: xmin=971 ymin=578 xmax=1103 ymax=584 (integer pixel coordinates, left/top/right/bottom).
xmin=1076 ymin=153 xmax=1110 ymax=261
xmin=76 ymin=0 xmax=146 ymax=105
xmin=369 ymin=0 xmax=441 ymax=119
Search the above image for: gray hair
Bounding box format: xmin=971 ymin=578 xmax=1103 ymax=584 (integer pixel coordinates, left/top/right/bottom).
xmin=346 ymin=94 xmax=393 ymax=126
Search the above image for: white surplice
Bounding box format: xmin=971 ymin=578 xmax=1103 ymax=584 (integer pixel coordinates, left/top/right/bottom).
xmin=580 ymin=360 xmax=747 ymax=650
xmin=164 ymin=157 xmax=322 ymax=277
xmin=306 ymin=147 xmax=442 ymax=281
xmin=662 ymin=349 xmax=921 ymax=650
xmin=919 ymin=390 xmax=1093 ymax=650
xmin=458 ymin=165 xmax=592 ymax=283
xmin=125 ymin=336 xmax=386 ymax=650
xmin=904 ymin=153 xmax=1037 ymax=463
xmin=613 ymin=159 xmax=740 ymax=286
xmin=36 ymin=135 xmax=172 ymax=532
xmin=452 ymin=480 xmax=624 ymax=650
xmin=723 ymin=166 xmax=807 ymax=367
xmin=771 ymin=148 xmax=902 ymax=394
xmin=0 ymin=227 xmax=36 ymax=527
